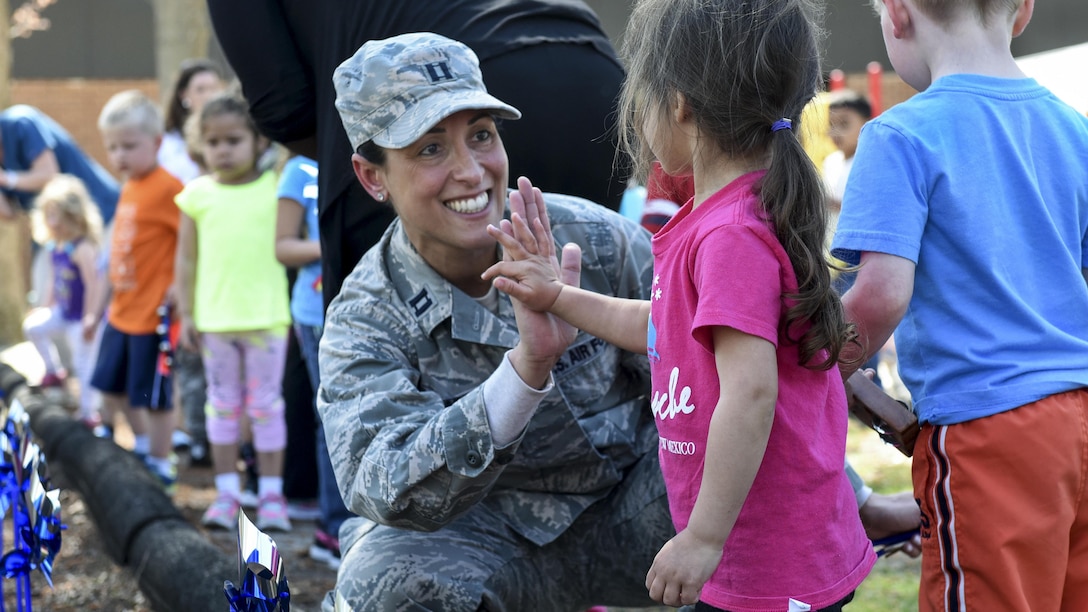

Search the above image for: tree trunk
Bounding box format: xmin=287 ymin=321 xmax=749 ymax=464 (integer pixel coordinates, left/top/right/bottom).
xmin=151 ymin=0 xmax=212 ymax=106
xmin=0 ymin=0 xmax=27 ymax=348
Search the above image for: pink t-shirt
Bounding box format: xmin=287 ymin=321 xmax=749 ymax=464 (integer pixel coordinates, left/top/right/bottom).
xmin=648 ymin=171 xmax=874 ymax=611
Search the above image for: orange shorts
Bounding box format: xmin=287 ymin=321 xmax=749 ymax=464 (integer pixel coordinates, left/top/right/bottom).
xmin=912 ymin=388 xmax=1088 ymax=612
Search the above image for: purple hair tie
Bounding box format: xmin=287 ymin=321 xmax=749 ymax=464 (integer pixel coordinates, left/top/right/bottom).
xmin=771 ymin=118 xmax=793 ymax=132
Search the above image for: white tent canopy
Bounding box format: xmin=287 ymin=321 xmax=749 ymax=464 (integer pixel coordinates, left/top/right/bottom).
xmin=1016 ymin=42 xmax=1088 ymax=115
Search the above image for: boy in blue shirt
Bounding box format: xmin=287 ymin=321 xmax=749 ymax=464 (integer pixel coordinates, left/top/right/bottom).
xmin=832 ymin=0 xmax=1088 ymax=609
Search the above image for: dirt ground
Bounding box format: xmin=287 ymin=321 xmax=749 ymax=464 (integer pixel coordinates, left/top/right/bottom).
xmin=9 ymin=445 xmax=338 ymax=612
xmin=0 ymin=342 xmax=337 ymax=612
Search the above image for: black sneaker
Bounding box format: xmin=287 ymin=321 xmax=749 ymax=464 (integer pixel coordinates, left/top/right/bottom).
xmin=188 ymin=439 xmax=212 ymax=467
xmin=171 ymin=429 xmax=192 ymax=451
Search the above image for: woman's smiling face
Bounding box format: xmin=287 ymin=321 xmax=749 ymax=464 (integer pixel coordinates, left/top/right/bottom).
xmin=361 ymin=109 xmax=510 ymax=274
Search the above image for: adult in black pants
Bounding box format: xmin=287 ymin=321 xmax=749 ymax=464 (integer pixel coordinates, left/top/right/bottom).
xmin=206 ymin=0 xmax=627 ymax=310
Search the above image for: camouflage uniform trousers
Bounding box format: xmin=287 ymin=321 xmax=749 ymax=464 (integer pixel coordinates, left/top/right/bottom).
xmin=172 ymin=345 xmax=207 ymax=443
xmin=324 ymin=449 xmax=673 ymax=612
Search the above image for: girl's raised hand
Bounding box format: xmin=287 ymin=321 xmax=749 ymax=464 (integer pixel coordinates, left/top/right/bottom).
xmin=483 ymin=176 xmax=580 ymax=313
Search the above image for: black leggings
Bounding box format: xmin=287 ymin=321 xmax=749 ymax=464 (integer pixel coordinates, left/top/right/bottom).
xmin=694 ymin=591 xmax=855 ymax=612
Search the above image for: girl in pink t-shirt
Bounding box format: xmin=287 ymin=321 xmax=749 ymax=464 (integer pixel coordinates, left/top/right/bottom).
xmin=484 ymin=1 xmax=875 ymax=610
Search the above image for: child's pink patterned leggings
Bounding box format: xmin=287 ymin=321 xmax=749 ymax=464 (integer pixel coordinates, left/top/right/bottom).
xmin=201 ymin=330 xmax=288 ymax=452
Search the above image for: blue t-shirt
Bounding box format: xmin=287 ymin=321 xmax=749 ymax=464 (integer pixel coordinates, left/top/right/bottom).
xmin=832 ymin=74 xmax=1088 ymax=425
xmin=277 ymin=156 xmax=323 ymax=327
xmin=0 ymin=105 xmax=120 ymax=223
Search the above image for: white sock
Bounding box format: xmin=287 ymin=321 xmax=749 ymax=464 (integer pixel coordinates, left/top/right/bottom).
xmin=258 ymin=476 xmax=283 ymax=499
xmin=132 ymin=435 xmax=150 ymax=455
xmin=215 ymin=473 xmax=241 ymax=499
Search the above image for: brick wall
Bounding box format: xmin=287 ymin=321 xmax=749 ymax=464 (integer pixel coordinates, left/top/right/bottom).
xmin=11 ymin=79 xmax=160 ymax=175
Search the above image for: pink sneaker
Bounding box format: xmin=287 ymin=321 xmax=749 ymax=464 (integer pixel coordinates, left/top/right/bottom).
xmin=201 ymin=493 xmax=240 ymax=530
xmin=256 ymin=493 xmax=292 ymax=532
xmin=39 ymin=371 xmax=67 ymax=388
xmin=308 ymin=528 xmax=341 ymax=570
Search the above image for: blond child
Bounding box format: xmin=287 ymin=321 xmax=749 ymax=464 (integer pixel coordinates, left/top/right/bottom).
xmin=22 ymin=175 xmax=103 ymax=422
xmin=89 ymin=90 xmax=184 ymax=492
xmin=831 ymin=0 xmax=1088 ymax=609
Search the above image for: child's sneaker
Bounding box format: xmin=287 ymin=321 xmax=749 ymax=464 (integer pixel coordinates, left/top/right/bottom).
xmin=201 ymin=493 xmax=241 ymax=530
xmin=256 ymin=493 xmax=292 ymax=532
xmin=287 ymin=499 xmax=321 ymax=521
xmin=188 ymin=439 xmax=212 ymax=467
xmin=38 ymin=371 xmax=67 ymax=388
xmin=146 ymin=457 xmax=178 ymax=496
xmin=171 ymin=429 xmax=192 ymax=450
xmin=308 ymin=528 xmax=341 ymax=570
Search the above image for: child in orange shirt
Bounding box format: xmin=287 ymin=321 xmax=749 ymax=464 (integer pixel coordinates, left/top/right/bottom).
xmin=88 ymin=90 xmax=184 ymax=492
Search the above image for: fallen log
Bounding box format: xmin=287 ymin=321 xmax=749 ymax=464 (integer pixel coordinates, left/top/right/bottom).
xmin=0 ymin=362 xmax=233 ymax=612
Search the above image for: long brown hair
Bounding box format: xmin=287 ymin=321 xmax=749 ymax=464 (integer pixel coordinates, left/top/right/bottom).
xmin=618 ymin=0 xmax=857 ymax=369
xmin=165 ymin=59 xmax=224 ymax=133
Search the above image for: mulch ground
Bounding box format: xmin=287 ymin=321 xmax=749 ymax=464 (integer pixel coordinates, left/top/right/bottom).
xmin=2 ymin=427 xmax=337 ymax=612
xmin=0 ymin=342 xmax=336 ymax=612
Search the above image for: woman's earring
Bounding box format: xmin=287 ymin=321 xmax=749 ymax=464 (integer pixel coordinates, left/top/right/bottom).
xmin=376 ymin=193 xmax=385 ymax=202
xmin=181 ymin=98 xmax=192 ymax=109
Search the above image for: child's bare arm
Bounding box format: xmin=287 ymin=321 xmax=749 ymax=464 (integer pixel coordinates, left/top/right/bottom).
xmin=646 ymin=326 xmax=776 ymax=606
xmin=839 ymin=251 xmax=914 ymax=379
xmin=174 ymin=214 xmax=200 ymax=351
xmin=275 ymin=197 xmax=321 ymax=268
xmin=71 ymin=241 xmax=102 ymax=340
xmin=483 ymin=176 xmax=649 ymax=354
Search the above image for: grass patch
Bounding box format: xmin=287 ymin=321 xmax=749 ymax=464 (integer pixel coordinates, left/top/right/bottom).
xmin=846 ymin=418 xmax=920 ymax=611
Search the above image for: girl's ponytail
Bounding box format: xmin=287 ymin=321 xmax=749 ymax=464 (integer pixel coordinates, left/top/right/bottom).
xmin=762 ymin=115 xmax=856 ymax=370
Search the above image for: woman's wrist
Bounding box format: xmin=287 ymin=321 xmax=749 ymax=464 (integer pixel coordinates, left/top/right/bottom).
xmin=507 ymin=345 xmax=557 ymax=390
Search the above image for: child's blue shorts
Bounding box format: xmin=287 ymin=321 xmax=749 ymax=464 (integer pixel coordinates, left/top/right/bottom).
xmin=90 ymin=322 xmax=172 ymax=410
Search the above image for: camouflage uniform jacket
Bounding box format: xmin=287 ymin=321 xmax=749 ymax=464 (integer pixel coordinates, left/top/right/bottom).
xmin=319 ymin=194 xmax=656 ymax=546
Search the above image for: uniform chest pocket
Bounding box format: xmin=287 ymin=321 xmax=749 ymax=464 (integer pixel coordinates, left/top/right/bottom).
xmin=552 ymin=335 xmax=621 ymax=415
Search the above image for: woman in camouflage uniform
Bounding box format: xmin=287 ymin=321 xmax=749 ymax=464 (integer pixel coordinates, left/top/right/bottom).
xmin=318 ymin=33 xmax=672 ymax=611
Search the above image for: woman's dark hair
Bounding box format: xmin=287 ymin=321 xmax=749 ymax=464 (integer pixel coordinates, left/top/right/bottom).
xmin=618 ymin=0 xmax=857 ymax=370
xmin=356 ymin=141 xmax=386 ymax=166
xmin=353 ymin=114 xmax=507 ymax=168
xmin=165 ymin=58 xmax=224 ymax=133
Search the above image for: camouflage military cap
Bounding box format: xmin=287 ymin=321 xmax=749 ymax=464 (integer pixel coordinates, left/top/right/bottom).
xmin=333 ymin=32 xmax=522 ymax=151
